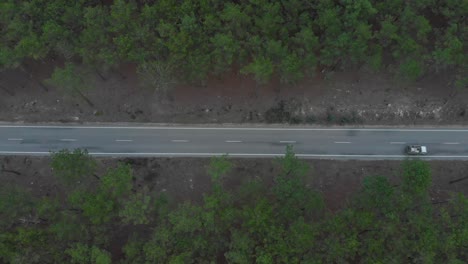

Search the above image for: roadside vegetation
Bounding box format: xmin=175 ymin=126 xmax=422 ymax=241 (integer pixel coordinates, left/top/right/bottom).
xmin=0 ymin=147 xmax=466 ymax=263
xmin=1 ymin=0 xmax=466 ymax=93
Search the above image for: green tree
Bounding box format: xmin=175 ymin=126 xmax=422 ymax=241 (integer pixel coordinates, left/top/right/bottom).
xmin=252 ymin=1 xmax=283 ymax=38
xmin=240 ymin=57 xmax=274 ymax=85
xmin=220 ymin=3 xmax=252 ymax=39
xmin=47 ymin=63 xmax=95 ymax=106
xmin=119 ymin=188 xmax=152 ymax=225
xmin=224 ymin=230 xmax=254 ymax=263
xmin=279 ymin=53 xmax=304 ymax=84
xmin=0 ymin=227 xmax=52 ymax=264
xmin=401 ymin=159 xmax=432 ymax=197
xmin=121 ymin=233 xmax=146 ymax=263
xmin=207 ymin=154 xmax=232 ymax=183
xmin=109 ymin=0 xmax=144 ymax=62
xmin=0 ymin=185 xmax=35 ymax=229
xmin=209 ymin=33 xmax=240 ymax=75
xmin=66 ymin=243 xmax=111 ymax=264
xmin=432 ymin=24 xmax=465 ymax=71
xmin=399 ymin=58 xmax=423 ymax=81
xmin=358 ymin=175 xmax=395 ymax=212
xmin=68 ymin=163 xmax=133 ymax=225
xmin=78 ymin=6 xmax=116 ymax=75
xmin=145 ymin=202 xmax=204 ymax=262
xmin=51 ymin=148 xmax=97 ymax=187
xmin=136 ymin=60 xmax=176 ymax=93
xmin=100 ymin=163 xmax=133 ymax=199
xmin=274 ymin=146 xmax=323 ymax=222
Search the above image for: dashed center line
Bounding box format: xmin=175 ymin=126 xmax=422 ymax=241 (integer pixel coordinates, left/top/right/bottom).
xmin=60 ymin=139 xmax=77 ymax=142
xmin=116 ymin=139 xmax=133 ymax=142
xmin=390 ymin=142 xmax=406 ymax=144
xmin=335 ymin=141 xmax=351 ymax=144
xmin=226 ymin=140 xmax=242 ymax=143
xmin=7 ymin=138 xmax=23 ymax=141
xmin=171 ymin=140 xmax=189 ymax=143
xmin=443 ymin=142 xmax=460 ymax=145
xmin=279 ymin=141 xmax=296 ymax=143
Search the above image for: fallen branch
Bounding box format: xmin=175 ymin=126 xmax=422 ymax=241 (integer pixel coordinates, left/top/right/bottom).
xmin=0 ymin=84 xmax=15 ymax=96
xmin=449 ymin=175 xmax=468 ymax=184
xmin=1 ymin=169 xmax=21 ymax=175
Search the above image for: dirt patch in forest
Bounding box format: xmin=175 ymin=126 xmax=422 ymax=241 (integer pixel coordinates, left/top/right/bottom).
xmin=0 ymin=61 xmax=467 ymax=125
xmin=2 ymin=156 xmax=467 ymax=211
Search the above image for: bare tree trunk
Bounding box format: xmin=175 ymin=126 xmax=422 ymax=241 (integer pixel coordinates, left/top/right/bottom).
xmin=1 ymin=169 xmax=21 ymax=175
xmin=75 ymin=88 xmax=94 ymax=107
xmin=449 ymin=175 xmax=468 ymax=184
xmin=431 ymin=200 xmax=450 ymax=205
xmin=254 ymin=82 xmax=259 ymax=99
xmin=95 ymin=70 xmax=107 ymax=81
xmin=0 ymin=84 xmax=15 ymax=96
xmin=112 ymin=68 xmax=126 ymax=80
xmin=20 ymin=64 xmax=49 ymax=92
xmin=37 ymin=80 xmax=49 ymax=92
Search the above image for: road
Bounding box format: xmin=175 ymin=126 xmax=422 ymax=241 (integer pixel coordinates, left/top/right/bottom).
xmin=1 ymin=124 xmax=468 ymax=159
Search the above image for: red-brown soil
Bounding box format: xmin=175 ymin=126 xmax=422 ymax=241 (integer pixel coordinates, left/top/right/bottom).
xmin=1 ymin=61 xmax=467 ymax=125
xmin=2 ymin=156 xmax=467 ymax=211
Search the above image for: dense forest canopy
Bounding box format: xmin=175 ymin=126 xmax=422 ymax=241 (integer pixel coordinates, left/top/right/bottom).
xmin=0 ymin=148 xmax=467 ymax=263
xmin=0 ymin=0 xmax=466 ymax=87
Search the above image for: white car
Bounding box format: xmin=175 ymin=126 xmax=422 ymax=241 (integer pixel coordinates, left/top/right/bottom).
xmin=405 ymin=145 xmax=428 ymax=155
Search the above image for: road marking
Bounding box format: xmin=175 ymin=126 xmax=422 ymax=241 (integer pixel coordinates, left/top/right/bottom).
xmin=335 ymin=141 xmax=351 ymax=144
xmin=7 ymin=138 xmax=23 ymax=141
xmin=171 ymin=140 xmax=188 ymax=143
xmin=279 ymin=141 xmax=296 ymax=143
xmin=1 ymin=151 xmax=468 ymax=159
xmin=390 ymin=142 xmax=406 ymax=144
xmin=443 ymin=142 xmax=460 ymax=145
xmin=116 ymin=139 xmax=133 ymax=142
xmin=2 ymin=124 xmax=468 ymax=132
xmin=60 ymin=139 xmax=77 ymax=142
xmin=226 ymin=140 xmax=242 ymax=143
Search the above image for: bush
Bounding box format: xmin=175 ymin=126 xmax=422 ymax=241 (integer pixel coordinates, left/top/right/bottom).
xmin=399 ymin=59 xmax=423 ymax=81
xmin=264 ymin=101 xmax=291 ymax=123
xmin=305 ymin=115 xmax=317 ymax=124
xmin=288 ymin=116 xmax=302 ymax=124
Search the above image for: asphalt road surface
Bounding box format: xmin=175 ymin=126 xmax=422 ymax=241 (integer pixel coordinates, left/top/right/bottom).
xmin=1 ymin=124 xmax=468 ymax=159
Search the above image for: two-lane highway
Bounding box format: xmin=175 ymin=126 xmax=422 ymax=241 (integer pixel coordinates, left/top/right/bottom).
xmin=1 ymin=124 xmax=468 ymax=159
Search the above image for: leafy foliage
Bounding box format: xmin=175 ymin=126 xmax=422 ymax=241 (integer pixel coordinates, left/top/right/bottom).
xmin=0 ymin=185 xmax=35 ymax=229
xmin=0 ymin=149 xmax=466 ymax=263
xmin=46 ymin=63 xmax=94 ymax=106
xmin=119 ymin=187 xmax=152 ymax=225
xmin=1 ymin=0 xmax=465 ymax=86
xmin=69 ymin=163 xmax=134 ymax=225
xmin=66 ymin=243 xmax=111 ymax=264
xmin=402 ymin=159 xmax=432 ymax=196
xmin=207 ymin=154 xmax=232 ymax=182
xmin=240 ymin=57 xmax=274 ymax=85
xmin=51 ymin=148 xmax=97 ymax=187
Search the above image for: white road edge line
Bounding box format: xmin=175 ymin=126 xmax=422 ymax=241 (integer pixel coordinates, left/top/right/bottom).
xmin=60 ymin=139 xmax=77 ymax=142
xmin=2 ymin=125 xmax=468 ymax=132
xmin=390 ymin=142 xmax=406 ymax=144
xmin=1 ymin=151 xmax=468 ymax=158
xmin=279 ymin=141 xmax=296 ymax=143
xmin=226 ymin=140 xmax=242 ymax=143
xmin=335 ymin=141 xmax=351 ymax=144
xmin=171 ymin=140 xmax=189 ymax=142
xmin=443 ymin=142 xmax=460 ymax=145
xmin=7 ymin=138 xmax=23 ymax=141
xmin=116 ymin=139 xmax=133 ymax=142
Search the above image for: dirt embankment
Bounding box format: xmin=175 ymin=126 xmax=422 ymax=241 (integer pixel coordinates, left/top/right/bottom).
xmin=2 ymin=156 xmax=467 ymax=210
xmin=0 ymin=61 xmax=467 ymax=125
